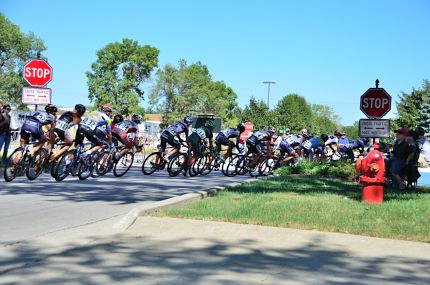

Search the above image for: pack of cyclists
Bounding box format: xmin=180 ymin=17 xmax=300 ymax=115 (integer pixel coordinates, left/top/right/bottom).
xmin=4 ymin=102 xmax=371 ymax=182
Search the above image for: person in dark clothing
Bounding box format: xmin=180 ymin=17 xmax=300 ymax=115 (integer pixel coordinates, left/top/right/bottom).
xmin=0 ymin=105 xmax=12 ymax=165
xmin=387 ymin=128 xmax=413 ymax=189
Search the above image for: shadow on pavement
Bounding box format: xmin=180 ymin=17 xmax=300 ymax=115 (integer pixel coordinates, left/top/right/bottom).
xmin=1 ymin=234 xmax=429 ymax=285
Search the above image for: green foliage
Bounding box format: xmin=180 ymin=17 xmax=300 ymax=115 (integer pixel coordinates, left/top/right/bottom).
xmin=86 ymin=38 xmax=159 ymax=115
xmin=415 ymin=80 xmax=430 ymax=136
xmin=150 ymin=60 xmax=238 ymax=125
xmin=274 ymin=94 xmax=313 ymax=133
xmin=274 ymin=160 xmax=355 ymax=179
xmin=0 ymin=14 xmax=46 ymax=103
xmin=238 ymin=97 xmax=275 ymax=130
xmin=342 ymin=121 xmax=360 ymax=140
xmin=395 ymin=81 xmax=427 ymax=129
xmin=310 ymin=104 xmax=341 ymax=135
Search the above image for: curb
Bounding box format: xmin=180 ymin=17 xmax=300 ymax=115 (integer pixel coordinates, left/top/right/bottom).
xmin=113 ymin=177 xmax=257 ymax=231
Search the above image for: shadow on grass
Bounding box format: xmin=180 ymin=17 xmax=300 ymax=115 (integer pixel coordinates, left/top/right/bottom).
xmin=228 ymin=176 xmax=430 ymax=202
xmin=0 ymin=234 xmax=429 ymax=284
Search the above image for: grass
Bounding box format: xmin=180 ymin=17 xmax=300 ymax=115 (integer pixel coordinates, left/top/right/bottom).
xmin=155 ymin=176 xmax=430 ymax=242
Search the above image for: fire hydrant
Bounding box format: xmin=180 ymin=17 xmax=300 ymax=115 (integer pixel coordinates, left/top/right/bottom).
xmin=355 ymin=144 xmax=386 ymax=204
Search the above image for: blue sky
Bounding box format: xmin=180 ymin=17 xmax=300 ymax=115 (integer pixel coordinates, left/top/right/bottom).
xmin=2 ymin=0 xmax=429 ymax=125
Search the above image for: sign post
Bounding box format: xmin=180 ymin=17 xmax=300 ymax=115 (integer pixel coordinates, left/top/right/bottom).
xmin=21 ymin=57 xmax=53 ymax=110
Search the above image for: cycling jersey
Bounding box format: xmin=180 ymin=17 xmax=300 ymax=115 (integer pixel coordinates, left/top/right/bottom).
xmin=250 ymin=130 xmax=272 ymax=143
xmin=20 ymin=111 xmax=56 ymax=142
xmin=54 ymin=111 xmax=81 ymax=139
xmin=112 ymin=120 xmax=138 ymax=148
xmin=189 ymin=127 xmax=213 ymax=157
xmin=324 ymin=135 xmax=338 ymax=146
xmin=220 ymin=127 xmax=240 ymax=139
xmin=282 ymin=134 xmax=303 ymax=147
xmin=165 ymin=121 xmax=189 ymax=136
xmin=79 ymin=111 xmax=112 ymax=133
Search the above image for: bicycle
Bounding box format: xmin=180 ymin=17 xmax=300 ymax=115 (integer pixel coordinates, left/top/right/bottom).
xmin=141 ymin=146 xmax=169 ymax=175
xmin=52 ymin=142 xmax=93 ymax=182
xmin=167 ymin=144 xmax=192 ymax=177
xmin=4 ymin=141 xmax=38 ymax=182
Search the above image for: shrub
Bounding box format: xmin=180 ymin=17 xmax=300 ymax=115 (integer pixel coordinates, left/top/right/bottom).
xmin=274 ymin=160 xmax=355 ymax=179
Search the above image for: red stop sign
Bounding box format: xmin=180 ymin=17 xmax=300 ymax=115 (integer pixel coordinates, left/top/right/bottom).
xmin=360 ymin=88 xmax=391 ymax=118
xmin=23 ymin=59 xmax=53 ymax=87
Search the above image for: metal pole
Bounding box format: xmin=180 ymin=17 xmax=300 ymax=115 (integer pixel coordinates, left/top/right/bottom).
xmin=263 ymin=81 xmax=276 ymax=109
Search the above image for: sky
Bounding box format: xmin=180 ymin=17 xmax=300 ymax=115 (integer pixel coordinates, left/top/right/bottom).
xmin=2 ymin=0 xmax=429 ymax=125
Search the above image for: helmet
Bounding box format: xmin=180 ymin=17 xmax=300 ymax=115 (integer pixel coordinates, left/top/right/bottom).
xmin=237 ymin=123 xmax=245 ymax=133
xmin=416 ymin=126 xmax=425 ymax=136
xmin=205 ymin=119 xmax=215 ymax=128
xmin=74 ymin=104 xmax=86 ymax=117
xmin=184 ymin=116 xmax=193 ymax=125
xmin=113 ymin=114 xmax=123 ymax=124
xmin=321 ymin=134 xmax=329 ymax=142
xmin=45 ymin=104 xmax=57 ymax=113
xmin=362 ymin=138 xmax=370 ymax=145
xmin=303 ymin=132 xmax=313 ymax=138
xmin=131 ymin=114 xmax=142 ymax=124
xmin=101 ymin=103 xmax=112 ymax=113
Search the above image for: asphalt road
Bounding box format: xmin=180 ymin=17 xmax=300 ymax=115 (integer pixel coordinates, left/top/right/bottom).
xmin=0 ymin=165 xmax=250 ymax=246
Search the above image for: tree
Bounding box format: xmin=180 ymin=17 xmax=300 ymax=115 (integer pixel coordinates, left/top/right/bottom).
xmin=86 ymin=38 xmax=159 ymax=115
xmin=0 ymin=14 xmax=46 ymax=104
xmin=239 ymin=97 xmax=275 ymax=130
xmin=415 ymin=80 xmax=430 ymax=136
xmin=342 ymin=121 xmax=360 ymax=140
xmin=310 ymin=104 xmax=341 ymax=135
xmin=149 ymin=60 xmax=238 ymax=126
xmin=395 ymin=84 xmax=427 ymax=129
xmin=274 ymin=94 xmax=313 ymax=133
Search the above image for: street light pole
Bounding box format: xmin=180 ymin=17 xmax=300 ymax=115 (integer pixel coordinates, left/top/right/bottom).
xmin=263 ymin=81 xmax=276 ymax=109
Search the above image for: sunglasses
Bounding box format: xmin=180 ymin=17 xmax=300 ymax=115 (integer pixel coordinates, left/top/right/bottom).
xmin=5 ymin=108 xmax=11 ymax=111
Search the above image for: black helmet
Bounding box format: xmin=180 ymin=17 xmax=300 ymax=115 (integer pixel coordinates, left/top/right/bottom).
xmin=321 ymin=134 xmax=329 ymax=142
xmin=416 ymin=126 xmax=425 ymax=137
xmin=113 ymin=114 xmax=124 ymax=124
xmin=361 ymin=138 xmax=370 ymax=145
xmin=45 ymin=104 xmax=57 ymax=113
xmin=237 ymin=123 xmax=245 ymax=133
xmin=75 ymin=104 xmax=86 ymax=117
xmin=132 ymin=114 xmax=142 ymax=124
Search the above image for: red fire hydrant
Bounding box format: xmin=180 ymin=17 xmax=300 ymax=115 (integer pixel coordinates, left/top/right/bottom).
xmin=355 ymin=144 xmax=386 ymax=204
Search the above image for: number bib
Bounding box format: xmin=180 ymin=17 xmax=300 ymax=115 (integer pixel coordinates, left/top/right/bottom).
xmin=302 ymin=140 xmax=312 ymax=150
xmin=81 ymin=117 xmax=96 ymax=130
xmin=194 ymin=129 xmax=206 ymax=140
xmin=35 ymin=112 xmax=47 ymax=123
xmin=286 ymin=136 xmax=295 ymax=145
xmin=56 ymin=120 xmax=69 ymax=131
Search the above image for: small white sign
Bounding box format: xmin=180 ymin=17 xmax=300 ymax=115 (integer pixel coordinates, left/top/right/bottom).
xmin=22 ymin=87 xmax=51 ymax=105
xmin=359 ymin=119 xmax=390 ymax=138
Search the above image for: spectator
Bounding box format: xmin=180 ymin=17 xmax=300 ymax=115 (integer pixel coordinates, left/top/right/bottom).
xmin=415 ymin=126 xmax=430 ymax=166
xmin=387 ymin=128 xmax=413 ymax=189
xmin=0 ymin=104 xmax=13 ymax=166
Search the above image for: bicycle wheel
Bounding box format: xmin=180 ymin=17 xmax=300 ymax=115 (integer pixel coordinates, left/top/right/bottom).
xmin=167 ymin=153 xmax=187 ymax=177
xmin=53 ymin=150 xmax=76 ymax=182
xmin=26 ymin=148 xmax=48 ymax=180
xmin=95 ymin=150 xmax=111 ymax=176
xmin=4 ymin=148 xmax=25 ymax=182
xmin=78 ymin=152 xmax=97 ymax=180
xmin=249 ymin=157 xmax=263 ymax=177
xmin=199 ymin=153 xmax=214 ymax=176
xmin=142 ymin=152 xmax=163 ymax=175
xmin=221 ymin=155 xmax=234 ymax=176
xmin=224 ymin=155 xmax=242 ymax=177
xmin=235 ymin=155 xmax=249 ymax=176
xmin=114 ymin=151 xmax=134 ymax=177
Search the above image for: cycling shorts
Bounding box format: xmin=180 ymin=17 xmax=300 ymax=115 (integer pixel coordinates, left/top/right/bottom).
xmin=160 ymin=130 xmax=181 ymax=150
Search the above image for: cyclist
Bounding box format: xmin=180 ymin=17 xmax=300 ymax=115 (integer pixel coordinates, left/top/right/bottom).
xmin=112 ymin=114 xmax=140 ymax=160
xmin=20 ymin=104 xmax=57 ymax=154
xmin=215 ymin=123 xmax=246 ymax=160
xmin=160 ymin=116 xmax=193 ymax=159
xmin=75 ymin=103 xmax=113 ymax=155
xmin=246 ymin=127 xmax=276 ymax=168
xmin=301 ymin=132 xmax=324 ymax=160
xmin=50 ymin=104 xmax=86 ymax=161
xmin=188 ymin=119 xmax=215 ymax=169
xmin=321 ymin=133 xmax=340 ymax=160
xmin=277 ymin=132 xmax=302 ymax=165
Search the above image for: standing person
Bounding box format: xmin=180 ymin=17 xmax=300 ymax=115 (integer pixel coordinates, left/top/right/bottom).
xmin=0 ymin=105 xmax=13 ymax=166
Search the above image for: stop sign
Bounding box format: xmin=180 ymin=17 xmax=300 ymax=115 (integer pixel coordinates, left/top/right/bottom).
xmin=360 ymin=88 xmax=391 ymax=118
xmin=23 ymin=59 xmax=53 ymax=87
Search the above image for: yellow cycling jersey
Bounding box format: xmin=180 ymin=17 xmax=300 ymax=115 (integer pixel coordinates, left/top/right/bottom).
xmin=80 ymin=111 xmax=112 ymax=132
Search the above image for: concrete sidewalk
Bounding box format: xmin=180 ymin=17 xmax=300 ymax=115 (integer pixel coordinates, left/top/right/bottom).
xmin=1 ymin=216 xmax=429 ymax=285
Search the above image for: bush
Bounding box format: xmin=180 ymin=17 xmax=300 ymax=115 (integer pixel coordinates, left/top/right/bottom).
xmin=274 ymin=160 xmax=355 ymax=179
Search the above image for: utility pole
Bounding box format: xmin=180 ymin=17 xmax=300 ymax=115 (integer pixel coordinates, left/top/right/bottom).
xmin=263 ymin=81 xmax=276 ymax=108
